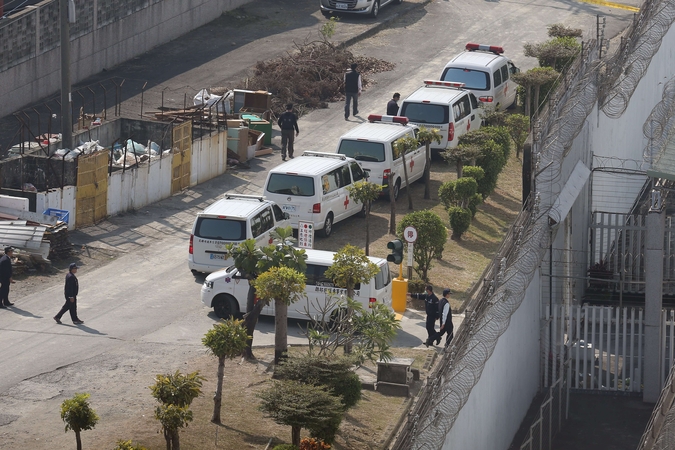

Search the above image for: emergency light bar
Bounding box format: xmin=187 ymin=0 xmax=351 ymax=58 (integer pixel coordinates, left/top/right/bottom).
xmin=423 ymin=80 xmax=466 ymax=88
xmin=367 ymin=114 xmax=409 ymax=125
xmin=465 ymin=42 xmax=504 ymax=54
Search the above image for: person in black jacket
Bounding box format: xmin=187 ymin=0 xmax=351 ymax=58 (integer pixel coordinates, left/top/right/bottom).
xmin=277 ymin=103 xmax=299 ymax=161
xmin=434 ymin=288 xmax=454 ymax=346
xmin=344 ymin=63 xmax=362 ymax=120
xmin=387 ymin=93 xmax=400 ymax=116
xmin=409 ymin=285 xmax=439 ymax=347
xmin=0 ymin=246 xmax=15 ymax=307
xmin=54 ymin=263 xmax=84 ymax=324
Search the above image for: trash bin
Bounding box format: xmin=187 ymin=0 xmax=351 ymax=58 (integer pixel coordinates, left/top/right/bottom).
xmin=242 ymin=114 xmax=272 ymax=145
xmin=43 ymin=208 xmax=70 ymax=224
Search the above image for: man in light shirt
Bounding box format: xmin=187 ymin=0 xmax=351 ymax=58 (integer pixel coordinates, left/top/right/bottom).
xmin=435 ymin=288 xmax=453 ymax=346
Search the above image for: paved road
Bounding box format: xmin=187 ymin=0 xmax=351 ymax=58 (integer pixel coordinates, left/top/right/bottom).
xmin=0 ymin=0 xmax=633 ymax=402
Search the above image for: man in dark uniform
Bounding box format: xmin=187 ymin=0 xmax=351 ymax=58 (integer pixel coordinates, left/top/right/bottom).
xmin=54 ymin=263 xmax=84 ymax=324
xmin=387 ymin=93 xmax=400 ymax=116
xmin=0 ymin=246 xmax=15 ymax=307
xmin=409 ymin=285 xmax=439 ymax=347
xmin=344 ymin=63 xmax=362 ymax=120
xmin=435 ymin=288 xmax=454 ymax=346
xmin=277 ymin=103 xmax=299 ymax=161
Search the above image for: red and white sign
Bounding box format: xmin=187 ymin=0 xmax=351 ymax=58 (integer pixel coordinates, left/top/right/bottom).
xmin=403 ymin=226 xmax=418 ymax=243
xmin=298 ymin=221 xmax=314 ymax=249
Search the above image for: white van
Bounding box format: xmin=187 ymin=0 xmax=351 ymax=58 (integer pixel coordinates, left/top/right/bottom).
xmin=336 ymin=114 xmax=425 ymax=201
xmin=263 ymin=151 xmax=367 ymax=237
xmin=399 ymin=80 xmax=482 ymax=151
xmin=201 ymin=248 xmax=392 ymax=319
xmin=440 ymin=43 xmax=519 ymax=111
xmin=188 ymin=194 xmax=290 ymax=274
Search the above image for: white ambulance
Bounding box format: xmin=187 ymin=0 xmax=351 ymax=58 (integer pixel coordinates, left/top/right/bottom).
xmin=440 ymin=43 xmax=519 ymax=111
xmin=188 ymin=194 xmax=290 ymax=274
xmin=336 ymin=114 xmax=425 ymax=201
xmin=399 ymin=80 xmax=482 ymax=151
xmin=263 ymin=152 xmax=367 ymax=237
xmin=201 ymin=248 xmax=392 ymax=319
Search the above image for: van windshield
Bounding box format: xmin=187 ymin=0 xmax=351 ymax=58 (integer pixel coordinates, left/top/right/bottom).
xmin=441 ymin=68 xmax=490 ymax=90
xmin=337 ymin=140 xmax=386 ymax=162
xmin=195 ymin=217 xmax=246 ymax=240
xmin=266 ymin=173 xmax=315 ymax=196
xmin=400 ymin=102 xmax=449 ymax=124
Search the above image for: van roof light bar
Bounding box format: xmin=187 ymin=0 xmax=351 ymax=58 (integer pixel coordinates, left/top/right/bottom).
xmin=465 ymin=42 xmax=504 ymax=54
xmin=367 ymin=114 xmax=409 ymax=125
xmin=423 ymin=80 xmax=466 ymax=88
xmin=224 ymin=193 xmax=265 ymax=202
xmin=302 ymin=151 xmax=347 ymax=160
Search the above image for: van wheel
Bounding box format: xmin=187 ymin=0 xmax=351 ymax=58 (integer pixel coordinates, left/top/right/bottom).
xmin=370 ymin=1 xmax=380 ymax=17
xmin=321 ymin=213 xmax=334 ymax=238
xmin=386 ymin=179 xmax=401 ymax=201
xmin=191 ymin=269 xmax=199 ymax=276
xmin=213 ymin=294 xmax=238 ymax=319
xmin=329 ymin=307 xmax=348 ymax=329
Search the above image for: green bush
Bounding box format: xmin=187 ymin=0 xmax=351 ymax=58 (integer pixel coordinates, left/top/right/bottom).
xmin=462 ymin=166 xmax=485 ymax=182
xmin=474 ymin=140 xmax=505 ymax=198
xmin=448 ymin=207 xmax=472 ymax=240
xmin=408 ymin=279 xmax=427 ymax=293
xmin=309 ymin=414 xmax=343 ymax=444
xmin=273 ymin=445 xmax=299 ymax=450
xmin=480 ymin=127 xmax=511 ymax=160
xmin=398 ymin=210 xmax=447 ymax=281
xmin=468 ymin=193 xmax=483 ymax=217
xmin=438 ymin=180 xmax=457 ymax=209
xmin=113 ymin=441 xmax=148 ymax=450
xmin=454 ymin=177 xmax=477 ymax=206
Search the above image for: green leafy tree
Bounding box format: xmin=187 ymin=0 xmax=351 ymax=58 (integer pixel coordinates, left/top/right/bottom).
xmin=441 ymin=143 xmax=481 ymax=178
xmin=149 ymin=371 xmax=204 ymax=450
xmin=252 ymin=266 xmax=306 ymax=364
xmin=393 ymin=136 xmax=419 ymax=210
xmin=524 ymin=36 xmax=581 ymax=72
xmin=346 ymin=180 xmax=382 ymax=255
xmin=438 ymin=177 xmax=477 ymax=210
xmin=416 ymin=126 xmax=442 ymax=199
xmin=438 ymin=180 xmax=458 ymax=210
xmin=113 ymin=440 xmax=148 ymax=450
xmin=227 ymin=227 xmax=307 ymax=360
xmin=505 ymin=114 xmax=530 ymax=159
xmin=202 ymin=318 xmax=250 ymax=424
xmin=475 ymin=140 xmax=506 ymax=198
xmin=324 ymin=244 xmax=379 ymax=353
xmin=397 ymin=210 xmax=447 ymax=281
xmin=468 ymin=193 xmax=483 ymax=217
xmin=512 ymin=67 xmax=559 ymax=119
xmin=448 ymin=206 xmax=472 ymax=240
xmin=60 ymin=393 xmax=99 ymax=450
xmin=258 ymin=380 xmax=344 ymax=448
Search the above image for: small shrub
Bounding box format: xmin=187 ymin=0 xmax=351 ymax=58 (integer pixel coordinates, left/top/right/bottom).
xmin=462 ymin=166 xmax=485 ymax=182
xmin=408 ymin=279 xmax=426 ymax=293
xmin=454 ymin=177 xmax=478 ymax=208
xmin=301 ymin=436 xmax=332 ymax=449
xmin=448 ymin=207 xmax=472 ymax=240
xmin=438 ymin=180 xmax=457 ymax=209
xmin=113 ymin=441 xmax=148 ymax=450
xmin=468 ymin=193 xmax=483 ymax=217
xmin=273 ymin=445 xmax=299 ymax=450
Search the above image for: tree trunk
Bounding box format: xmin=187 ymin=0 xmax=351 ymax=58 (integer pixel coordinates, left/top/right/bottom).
xmin=76 ymin=431 xmax=82 ymax=450
xmin=211 ymin=355 xmax=225 ymax=423
xmin=292 ymin=425 xmax=302 ymax=447
xmin=456 ymin=159 xmax=464 ymax=179
xmin=242 ymin=285 xmax=263 ymax=360
xmin=389 ymin=176 xmax=396 ymax=234
xmin=365 ymin=203 xmax=371 ymax=256
xmin=424 ymin=143 xmax=431 ymax=199
xmin=274 ymin=299 xmax=288 ymax=365
xmin=534 ymin=85 xmax=540 ymax=121
xmin=164 ymin=429 xmax=172 ymax=450
xmin=172 ymin=430 xmax=180 ymax=450
xmin=525 ymin=85 xmax=531 ymax=120
xmin=343 ymin=287 xmax=355 ymax=354
xmin=401 ymin=151 xmax=413 ymax=210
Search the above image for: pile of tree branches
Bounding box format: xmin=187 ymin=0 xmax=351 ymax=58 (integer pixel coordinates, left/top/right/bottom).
xmin=239 ymin=40 xmax=395 ymax=117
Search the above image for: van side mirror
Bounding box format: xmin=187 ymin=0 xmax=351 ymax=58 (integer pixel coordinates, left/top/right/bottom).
xmin=363 ymin=168 xmax=371 ymax=180
xmin=284 ymin=212 xmax=290 ymax=220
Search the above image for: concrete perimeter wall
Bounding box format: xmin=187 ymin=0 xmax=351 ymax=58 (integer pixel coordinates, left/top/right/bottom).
xmin=442 ymin=270 xmax=542 ymax=450
xmin=0 ymin=0 xmax=252 ymax=118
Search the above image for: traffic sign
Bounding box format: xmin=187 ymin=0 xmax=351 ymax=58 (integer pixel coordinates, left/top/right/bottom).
xmin=403 ymin=226 xmax=418 ymax=243
xmin=298 ymin=221 xmax=314 ymax=249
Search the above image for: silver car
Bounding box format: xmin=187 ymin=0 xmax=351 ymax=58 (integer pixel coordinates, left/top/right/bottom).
xmin=319 ymin=0 xmax=402 ymax=18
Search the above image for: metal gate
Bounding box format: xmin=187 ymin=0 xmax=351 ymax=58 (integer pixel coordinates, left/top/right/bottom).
xmin=171 ymin=121 xmax=192 ymax=194
xmin=75 ymin=151 xmax=108 ymax=227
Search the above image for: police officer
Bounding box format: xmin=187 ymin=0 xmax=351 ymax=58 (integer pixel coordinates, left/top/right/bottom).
xmin=435 ymin=288 xmax=454 ymax=346
xmin=409 ymin=285 xmax=439 ymax=347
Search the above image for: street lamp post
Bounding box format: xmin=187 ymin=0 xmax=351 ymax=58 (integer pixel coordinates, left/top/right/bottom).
xmin=59 ymin=0 xmax=73 ymax=150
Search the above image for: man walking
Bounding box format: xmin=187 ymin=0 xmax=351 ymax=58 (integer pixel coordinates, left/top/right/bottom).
xmin=54 ymin=263 xmax=84 ymax=325
xmin=344 ymin=63 xmax=362 ymax=120
xmin=277 ymin=103 xmax=299 ymax=161
xmin=434 ymin=288 xmax=454 ymax=346
xmin=387 ymin=93 xmax=401 ymax=116
xmin=0 ymin=246 xmax=15 ymax=307
xmin=409 ymin=285 xmax=439 ymax=347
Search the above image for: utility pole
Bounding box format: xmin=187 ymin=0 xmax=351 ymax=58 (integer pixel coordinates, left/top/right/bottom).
xmin=59 ymin=0 xmax=73 ymax=150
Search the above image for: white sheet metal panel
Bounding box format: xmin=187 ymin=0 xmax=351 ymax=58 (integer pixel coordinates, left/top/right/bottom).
xmin=191 ymin=131 xmax=228 ymax=187
xmin=0 ymin=221 xmax=47 ymax=250
xmin=548 ymin=160 xmax=591 ymax=225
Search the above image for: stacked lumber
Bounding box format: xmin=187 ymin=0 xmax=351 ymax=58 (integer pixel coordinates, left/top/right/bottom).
xmin=43 ymin=222 xmax=72 ymax=260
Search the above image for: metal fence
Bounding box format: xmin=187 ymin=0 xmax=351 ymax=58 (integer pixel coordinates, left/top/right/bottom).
xmin=519 ymin=371 xmax=569 ymax=450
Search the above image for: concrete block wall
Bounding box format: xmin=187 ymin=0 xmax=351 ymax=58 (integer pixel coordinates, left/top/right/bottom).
xmin=0 ymin=0 xmax=252 ymax=118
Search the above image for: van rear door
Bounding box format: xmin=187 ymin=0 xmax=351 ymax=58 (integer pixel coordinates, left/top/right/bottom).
xmin=192 ymin=216 xmax=247 ymax=266
xmin=400 ymin=102 xmax=450 ymax=149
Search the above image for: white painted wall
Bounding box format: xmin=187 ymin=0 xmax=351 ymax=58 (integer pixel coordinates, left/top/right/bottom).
xmin=36 ymin=186 xmax=78 ymax=230
xmin=190 ymin=132 xmax=228 ymax=187
xmin=442 ymin=270 xmax=542 ymax=450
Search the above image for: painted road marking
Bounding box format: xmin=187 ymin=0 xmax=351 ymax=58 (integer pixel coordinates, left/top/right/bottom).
xmin=578 ymin=0 xmax=639 ymax=12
